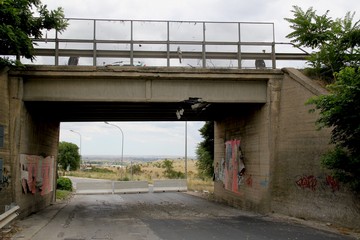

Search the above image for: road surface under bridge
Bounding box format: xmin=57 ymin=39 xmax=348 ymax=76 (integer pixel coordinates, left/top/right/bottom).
xmin=13 ymin=191 xmax=353 ymax=240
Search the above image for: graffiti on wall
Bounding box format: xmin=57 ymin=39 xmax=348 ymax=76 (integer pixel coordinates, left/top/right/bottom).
xmin=294 ymin=174 xmax=340 ymax=193
xmin=0 ymin=159 xmax=10 ymax=192
xmin=20 ymin=154 xmax=54 ymax=195
xmin=215 ymin=139 xmax=245 ymax=194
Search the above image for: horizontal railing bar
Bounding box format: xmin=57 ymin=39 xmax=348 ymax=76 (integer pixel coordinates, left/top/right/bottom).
xmin=63 ymin=17 xmax=275 ymax=25
xmin=33 ymin=49 xmax=307 ymax=60
xmin=34 ymin=38 xmax=274 ymax=46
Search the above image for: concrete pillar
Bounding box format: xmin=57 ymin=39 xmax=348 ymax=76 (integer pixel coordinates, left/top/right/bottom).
xmin=0 ymin=68 xmax=13 ymax=214
xmin=7 ymin=74 xmax=60 ymax=217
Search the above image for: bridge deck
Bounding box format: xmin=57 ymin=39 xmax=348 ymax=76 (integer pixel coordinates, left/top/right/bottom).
xmin=10 ymin=66 xmax=282 ymax=121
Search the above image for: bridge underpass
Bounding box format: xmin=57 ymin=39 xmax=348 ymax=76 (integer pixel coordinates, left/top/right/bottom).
xmin=2 ymin=66 xmax=359 ymax=231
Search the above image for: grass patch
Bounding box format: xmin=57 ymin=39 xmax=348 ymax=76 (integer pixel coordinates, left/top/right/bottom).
xmin=56 ymin=189 xmax=72 ymax=201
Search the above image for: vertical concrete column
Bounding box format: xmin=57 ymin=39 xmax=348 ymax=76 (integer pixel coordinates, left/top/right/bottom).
xmin=265 ymin=77 xmax=282 ymax=209
xmin=7 ymin=74 xmax=60 ymax=217
xmin=0 ymin=68 xmax=13 ymax=213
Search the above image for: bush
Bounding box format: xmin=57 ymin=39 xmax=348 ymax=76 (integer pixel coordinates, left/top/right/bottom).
xmin=85 ymin=167 xmax=114 ymax=173
xmin=57 ymin=177 xmax=72 ymax=191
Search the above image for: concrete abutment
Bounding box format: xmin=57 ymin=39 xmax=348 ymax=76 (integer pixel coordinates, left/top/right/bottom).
xmin=1 ymin=68 xmax=59 ymax=218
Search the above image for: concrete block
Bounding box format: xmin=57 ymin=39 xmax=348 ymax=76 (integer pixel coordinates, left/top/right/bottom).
xmin=76 ymin=182 xmax=113 ymax=195
xmin=113 ymin=181 xmax=149 ymax=194
xmin=153 ymin=179 xmax=187 ymax=192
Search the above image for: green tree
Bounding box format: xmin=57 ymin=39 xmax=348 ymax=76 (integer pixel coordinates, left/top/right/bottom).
xmin=195 ymin=121 xmax=214 ymax=179
xmin=307 ymin=67 xmax=360 ymax=192
xmin=285 ymin=6 xmax=360 ymax=80
xmin=58 ymin=141 xmax=80 ymax=171
xmin=0 ymin=0 xmax=68 ymax=67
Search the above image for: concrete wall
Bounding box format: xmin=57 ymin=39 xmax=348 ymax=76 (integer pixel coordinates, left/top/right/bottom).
xmin=271 ymin=68 xmax=360 ymax=229
xmin=213 ymin=68 xmax=360 ymax=230
xmin=0 ymin=68 xmax=13 ymax=214
xmin=2 ymin=71 xmax=60 ymax=217
xmin=213 ymin=75 xmax=282 ymax=213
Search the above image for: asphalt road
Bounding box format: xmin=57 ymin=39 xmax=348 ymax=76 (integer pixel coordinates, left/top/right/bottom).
xmin=12 ymin=190 xmax=354 ymax=240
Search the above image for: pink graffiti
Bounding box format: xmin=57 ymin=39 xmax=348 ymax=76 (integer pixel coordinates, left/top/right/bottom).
xmin=326 ymin=175 xmax=340 ymax=192
xmin=295 ymin=175 xmax=317 ymax=191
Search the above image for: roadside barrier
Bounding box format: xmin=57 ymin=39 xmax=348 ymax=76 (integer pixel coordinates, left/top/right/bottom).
xmin=153 ymin=179 xmax=188 ymax=192
xmin=0 ymin=205 xmax=19 ymax=229
xmin=75 ymin=180 xmax=188 ymax=194
xmin=113 ymin=181 xmax=149 ymax=194
xmin=76 ymin=182 xmax=113 ymax=194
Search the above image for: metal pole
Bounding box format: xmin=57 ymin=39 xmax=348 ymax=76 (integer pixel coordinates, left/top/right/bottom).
xmin=55 ymin=30 xmax=59 ymax=66
xmin=238 ymin=22 xmax=242 ymax=69
xmin=70 ymin=130 xmax=82 ymax=166
xmin=167 ymin=21 xmax=170 ymax=67
xmin=130 ymin=21 xmax=134 ymax=66
xmin=272 ymin=23 xmax=276 ymax=69
xmin=202 ymin=22 xmax=206 ymax=68
xmin=185 ymin=121 xmax=187 ymax=179
xmin=104 ymin=122 xmax=124 ymax=165
xmin=93 ymin=19 xmax=97 ymax=66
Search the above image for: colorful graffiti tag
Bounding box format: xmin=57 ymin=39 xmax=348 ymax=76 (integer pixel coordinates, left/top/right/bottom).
xmin=295 ymin=175 xmax=317 ymax=191
xmin=20 ymin=155 xmax=54 ymax=195
xmin=216 ymin=139 xmax=246 ymax=194
xmin=295 ymin=174 xmax=340 ymax=193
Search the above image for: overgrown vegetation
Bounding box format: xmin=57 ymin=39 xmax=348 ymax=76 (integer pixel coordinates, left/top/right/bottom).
xmin=307 ymin=67 xmax=360 ymax=192
xmin=0 ymin=0 xmax=68 ymax=67
xmin=286 ymin=6 xmax=360 ymax=193
xmin=285 ymin=6 xmax=360 ymax=82
xmin=56 ymin=189 xmax=72 ymax=201
xmin=162 ymin=159 xmax=185 ymax=179
xmin=195 ymin=121 xmax=214 ymax=179
xmin=57 ymin=177 xmax=72 ymax=191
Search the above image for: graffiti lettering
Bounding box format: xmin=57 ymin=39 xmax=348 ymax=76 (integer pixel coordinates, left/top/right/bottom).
xmin=326 ymin=175 xmax=340 ymax=192
xmin=295 ymin=174 xmax=340 ymax=193
xmin=295 ymin=175 xmax=317 ymax=191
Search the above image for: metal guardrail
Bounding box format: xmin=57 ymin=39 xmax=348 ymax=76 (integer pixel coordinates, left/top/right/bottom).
xmin=0 ymin=205 xmax=19 ymax=229
xmin=3 ymin=19 xmax=308 ymax=68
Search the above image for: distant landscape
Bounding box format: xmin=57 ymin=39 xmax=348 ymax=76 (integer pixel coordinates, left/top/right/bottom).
xmin=66 ymin=155 xmax=213 ymax=193
xmin=82 ymin=155 xmax=197 ymax=165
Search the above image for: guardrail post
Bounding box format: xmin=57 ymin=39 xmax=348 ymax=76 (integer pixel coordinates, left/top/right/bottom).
xmin=167 ymin=21 xmax=170 ymax=67
xmin=93 ymin=19 xmax=97 ymax=66
xmin=55 ymin=30 xmax=59 ymax=66
xmin=271 ymin=42 xmax=276 ymax=69
xmin=202 ymin=22 xmax=206 ymax=68
xmin=237 ymin=22 xmax=242 ymax=69
xmin=130 ymin=20 xmax=134 ymax=66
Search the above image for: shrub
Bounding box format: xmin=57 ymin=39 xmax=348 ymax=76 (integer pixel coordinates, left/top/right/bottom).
xmin=57 ymin=177 xmax=72 ymax=191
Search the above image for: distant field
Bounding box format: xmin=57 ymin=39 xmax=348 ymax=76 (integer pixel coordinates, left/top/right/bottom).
xmin=66 ymin=158 xmax=214 ymax=193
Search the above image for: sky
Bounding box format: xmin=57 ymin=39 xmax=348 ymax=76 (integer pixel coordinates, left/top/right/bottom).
xmin=49 ymin=0 xmax=359 ymax=157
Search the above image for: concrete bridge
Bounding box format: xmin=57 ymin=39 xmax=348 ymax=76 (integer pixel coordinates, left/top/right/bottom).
xmin=1 ymin=65 xmax=359 ymax=229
